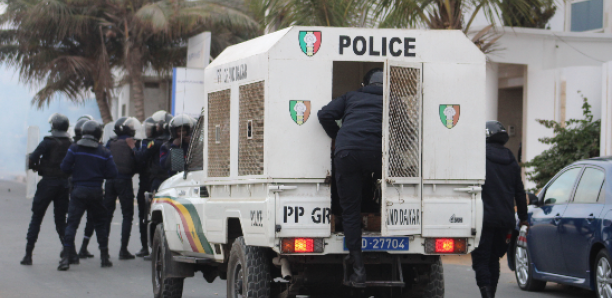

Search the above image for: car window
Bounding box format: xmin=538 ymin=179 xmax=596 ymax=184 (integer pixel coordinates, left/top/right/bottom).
xmin=573 ymin=167 xmax=605 ymax=204
xmin=543 ymin=167 xmax=582 ymax=205
xmin=186 ymin=116 xmax=204 ymax=171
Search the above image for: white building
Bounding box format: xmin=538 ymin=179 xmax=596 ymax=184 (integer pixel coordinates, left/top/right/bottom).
xmin=472 ymin=0 xmax=612 ymax=188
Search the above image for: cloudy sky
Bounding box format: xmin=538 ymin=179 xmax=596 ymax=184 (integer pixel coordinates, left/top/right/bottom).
xmin=0 ymin=66 xmax=101 ymax=178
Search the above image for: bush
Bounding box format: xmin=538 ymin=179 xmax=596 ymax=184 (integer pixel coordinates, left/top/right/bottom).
xmin=524 ymin=93 xmax=601 ymax=191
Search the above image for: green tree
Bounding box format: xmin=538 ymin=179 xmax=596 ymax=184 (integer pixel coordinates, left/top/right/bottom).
xmin=524 ymin=94 xmax=601 ymax=191
xmin=0 ymin=0 xmax=118 ymax=123
xmin=501 ymin=0 xmax=556 ymax=29
xmin=102 ymin=0 xmax=258 ymax=121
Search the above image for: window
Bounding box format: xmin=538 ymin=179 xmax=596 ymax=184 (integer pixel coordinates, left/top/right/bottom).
xmin=185 ymin=116 xmax=204 ymax=171
xmin=544 ymin=167 xmax=582 ymax=204
xmin=573 ymin=167 xmax=605 ymax=203
xmin=570 ymin=0 xmax=604 ymax=32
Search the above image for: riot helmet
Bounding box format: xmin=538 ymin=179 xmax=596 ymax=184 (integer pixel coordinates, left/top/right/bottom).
xmin=77 ymin=114 xmax=94 ymax=122
xmin=152 ymin=110 xmax=173 ymax=139
xmin=363 ymin=68 xmax=383 ymax=87
xmin=169 ymin=114 xmax=195 ymax=140
xmin=48 ymin=113 xmax=70 ymax=138
xmin=486 ymin=120 xmax=509 ymax=145
xmin=143 ymin=117 xmax=159 ymax=139
xmin=115 ymin=117 xmax=138 ymax=137
xmin=73 ymin=118 xmax=89 ymax=141
xmin=113 ymin=117 xmax=128 ymax=135
xmin=77 ymin=120 xmax=103 ymax=148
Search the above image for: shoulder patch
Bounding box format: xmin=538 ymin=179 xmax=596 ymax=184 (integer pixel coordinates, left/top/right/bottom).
xmin=147 ymin=141 xmax=154 ymax=149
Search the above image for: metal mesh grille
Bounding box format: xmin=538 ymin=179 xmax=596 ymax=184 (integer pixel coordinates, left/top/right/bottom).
xmin=186 ymin=116 xmax=204 ymax=171
xmin=388 ymin=66 xmax=420 ymax=178
xmin=238 ymin=81 xmax=265 ymax=176
xmin=208 ymin=89 xmax=231 ymax=177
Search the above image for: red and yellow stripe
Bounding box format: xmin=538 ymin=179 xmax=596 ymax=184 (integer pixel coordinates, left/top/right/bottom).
xmin=153 ymin=197 xmax=210 ymax=254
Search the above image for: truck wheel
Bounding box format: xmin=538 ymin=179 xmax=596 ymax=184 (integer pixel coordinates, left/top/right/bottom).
xmin=152 ymin=224 xmax=184 ymax=298
xmin=410 ymin=256 xmax=444 ymax=298
xmin=227 ymin=236 xmax=271 ymax=298
xmin=515 ymin=243 xmax=546 ymax=291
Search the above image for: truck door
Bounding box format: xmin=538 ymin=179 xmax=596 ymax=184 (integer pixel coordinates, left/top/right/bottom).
xmin=381 ymin=61 xmax=423 ymax=236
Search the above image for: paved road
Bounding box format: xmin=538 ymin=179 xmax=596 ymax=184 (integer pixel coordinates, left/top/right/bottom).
xmin=0 ymin=180 xmax=596 ymax=298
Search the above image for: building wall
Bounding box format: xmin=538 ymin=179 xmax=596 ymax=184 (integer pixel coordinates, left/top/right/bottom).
xmin=601 ymin=62 xmax=612 ymax=156
xmin=498 ymin=87 xmax=523 ymax=160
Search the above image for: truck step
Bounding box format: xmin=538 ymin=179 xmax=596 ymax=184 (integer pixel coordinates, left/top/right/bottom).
xmin=173 ymin=255 xmax=213 ymax=264
xmin=343 ymin=281 xmax=405 ymax=287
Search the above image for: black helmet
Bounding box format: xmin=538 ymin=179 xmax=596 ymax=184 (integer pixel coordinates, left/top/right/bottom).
xmin=363 ymin=68 xmax=383 ymax=87
xmin=73 ymin=118 xmax=89 ymax=141
xmin=169 ymin=114 xmax=195 ymax=140
xmin=143 ymin=117 xmax=160 ymax=139
xmin=48 ymin=113 xmax=70 ymax=138
xmin=486 ymin=120 xmax=509 ymax=145
xmin=113 ymin=117 xmax=128 ymax=135
xmin=77 ymin=120 xmax=103 ymax=148
xmin=114 ymin=117 xmax=138 ymax=137
xmin=77 ymin=114 xmax=94 ymax=122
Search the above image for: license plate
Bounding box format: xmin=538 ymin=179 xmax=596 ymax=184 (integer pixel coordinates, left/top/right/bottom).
xmin=344 ymin=237 xmax=410 ymax=251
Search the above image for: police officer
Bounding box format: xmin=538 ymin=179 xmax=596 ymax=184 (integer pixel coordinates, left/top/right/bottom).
xmin=59 ymin=120 xmax=117 ymax=270
xmin=149 ymin=111 xmax=173 ymax=191
xmin=132 ymin=117 xmax=158 ymax=258
xmin=72 ymin=115 xmax=97 ymax=258
xmin=104 ymin=117 xmax=139 ymax=260
xmin=160 ymin=114 xmax=194 ymax=176
xmin=21 ymin=113 xmax=72 ymax=265
xmin=317 ymin=68 xmax=384 ymax=288
xmin=472 ymin=121 xmax=529 ymax=298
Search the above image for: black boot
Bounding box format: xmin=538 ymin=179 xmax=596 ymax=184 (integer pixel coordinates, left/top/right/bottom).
xmin=490 ymin=285 xmax=497 ymax=298
xmin=119 ymin=246 xmax=135 ymax=260
xmin=59 ymin=236 xmax=65 ymax=258
xmin=479 ymin=286 xmax=492 ymax=298
xmin=68 ymin=246 xmax=80 ymax=265
xmin=20 ymin=245 xmax=34 ymax=265
xmin=346 ymin=250 xmax=366 ymax=288
xmin=135 ymin=247 xmax=149 ymax=257
xmin=58 ymin=248 xmax=71 ymax=271
xmin=101 ymin=248 xmax=113 ymax=268
xmin=78 ymin=238 xmax=95 ymax=258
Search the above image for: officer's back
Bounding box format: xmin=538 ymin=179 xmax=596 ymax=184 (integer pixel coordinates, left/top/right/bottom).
xmin=62 ymin=139 xmax=117 ymax=186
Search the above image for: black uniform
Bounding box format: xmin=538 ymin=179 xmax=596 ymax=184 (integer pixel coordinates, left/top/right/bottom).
xmin=135 ymin=139 xmax=151 ymax=252
xmin=24 ymin=136 xmax=72 ymax=251
xmin=143 ymin=138 xmax=168 ymax=192
xmin=471 ymin=142 xmax=528 ymax=292
xmin=60 ymin=143 xmax=117 ymax=252
xmin=317 ymin=85 xmax=383 ymax=251
xmin=104 ymin=135 xmax=138 ymax=253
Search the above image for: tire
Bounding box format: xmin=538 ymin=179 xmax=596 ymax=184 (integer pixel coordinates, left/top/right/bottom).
xmin=407 ymin=256 xmax=444 ymax=298
xmin=594 ymin=249 xmax=612 ymax=298
xmin=514 ymin=243 xmax=546 ymax=292
xmin=152 ymin=224 xmax=184 ymax=298
xmin=227 ymin=236 xmax=271 ymax=298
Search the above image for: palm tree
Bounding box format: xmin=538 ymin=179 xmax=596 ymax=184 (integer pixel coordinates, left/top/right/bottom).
xmin=0 ymin=0 xmax=117 ymax=123
xmin=102 ymin=0 xmax=258 ymax=121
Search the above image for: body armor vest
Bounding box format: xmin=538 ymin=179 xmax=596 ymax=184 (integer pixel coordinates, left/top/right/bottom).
xmin=108 ymin=138 xmax=136 ymax=176
xmin=148 ymin=139 xmax=168 ymax=179
xmin=38 ymin=137 xmax=71 ymax=178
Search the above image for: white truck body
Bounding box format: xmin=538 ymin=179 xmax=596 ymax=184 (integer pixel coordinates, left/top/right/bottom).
xmin=149 ymin=26 xmax=486 ymax=296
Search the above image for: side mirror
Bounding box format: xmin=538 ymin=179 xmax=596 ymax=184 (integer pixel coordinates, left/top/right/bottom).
xmin=170 ymin=148 xmax=185 ymax=173
xmin=543 ymin=198 xmax=556 ymax=205
xmin=527 ymin=192 xmax=539 ymax=206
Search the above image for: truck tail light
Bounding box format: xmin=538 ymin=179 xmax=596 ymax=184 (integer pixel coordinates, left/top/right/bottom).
xmin=281 ymin=238 xmax=324 ymax=253
xmin=425 ymin=238 xmax=467 ymax=254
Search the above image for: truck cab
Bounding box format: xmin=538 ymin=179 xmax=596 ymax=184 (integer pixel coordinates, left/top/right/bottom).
xmin=149 ymin=26 xmax=486 ymax=298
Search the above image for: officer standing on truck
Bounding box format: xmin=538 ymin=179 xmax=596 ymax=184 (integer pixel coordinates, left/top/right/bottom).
xmin=104 ymin=117 xmax=139 ymax=260
xmin=472 ymin=121 xmax=529 ymax=298
xmin=159 ymin=114 xmax=194 ymax=176
xmin=317 ymin=68 xmax=384 ymax=288
xmin=59 ymin=120 xmax=117 ymax=271
xmin=21 ymin=113 xmax=72 ymax=265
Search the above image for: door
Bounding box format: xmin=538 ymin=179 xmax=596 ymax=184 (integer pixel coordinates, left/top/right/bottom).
xmin=381 ymin=61 xmax=423 ymax=236
xmin=561 ymin=167 xmax=606 ymax=277
xmin=529 ymin=167 xmax=582 ymax=274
